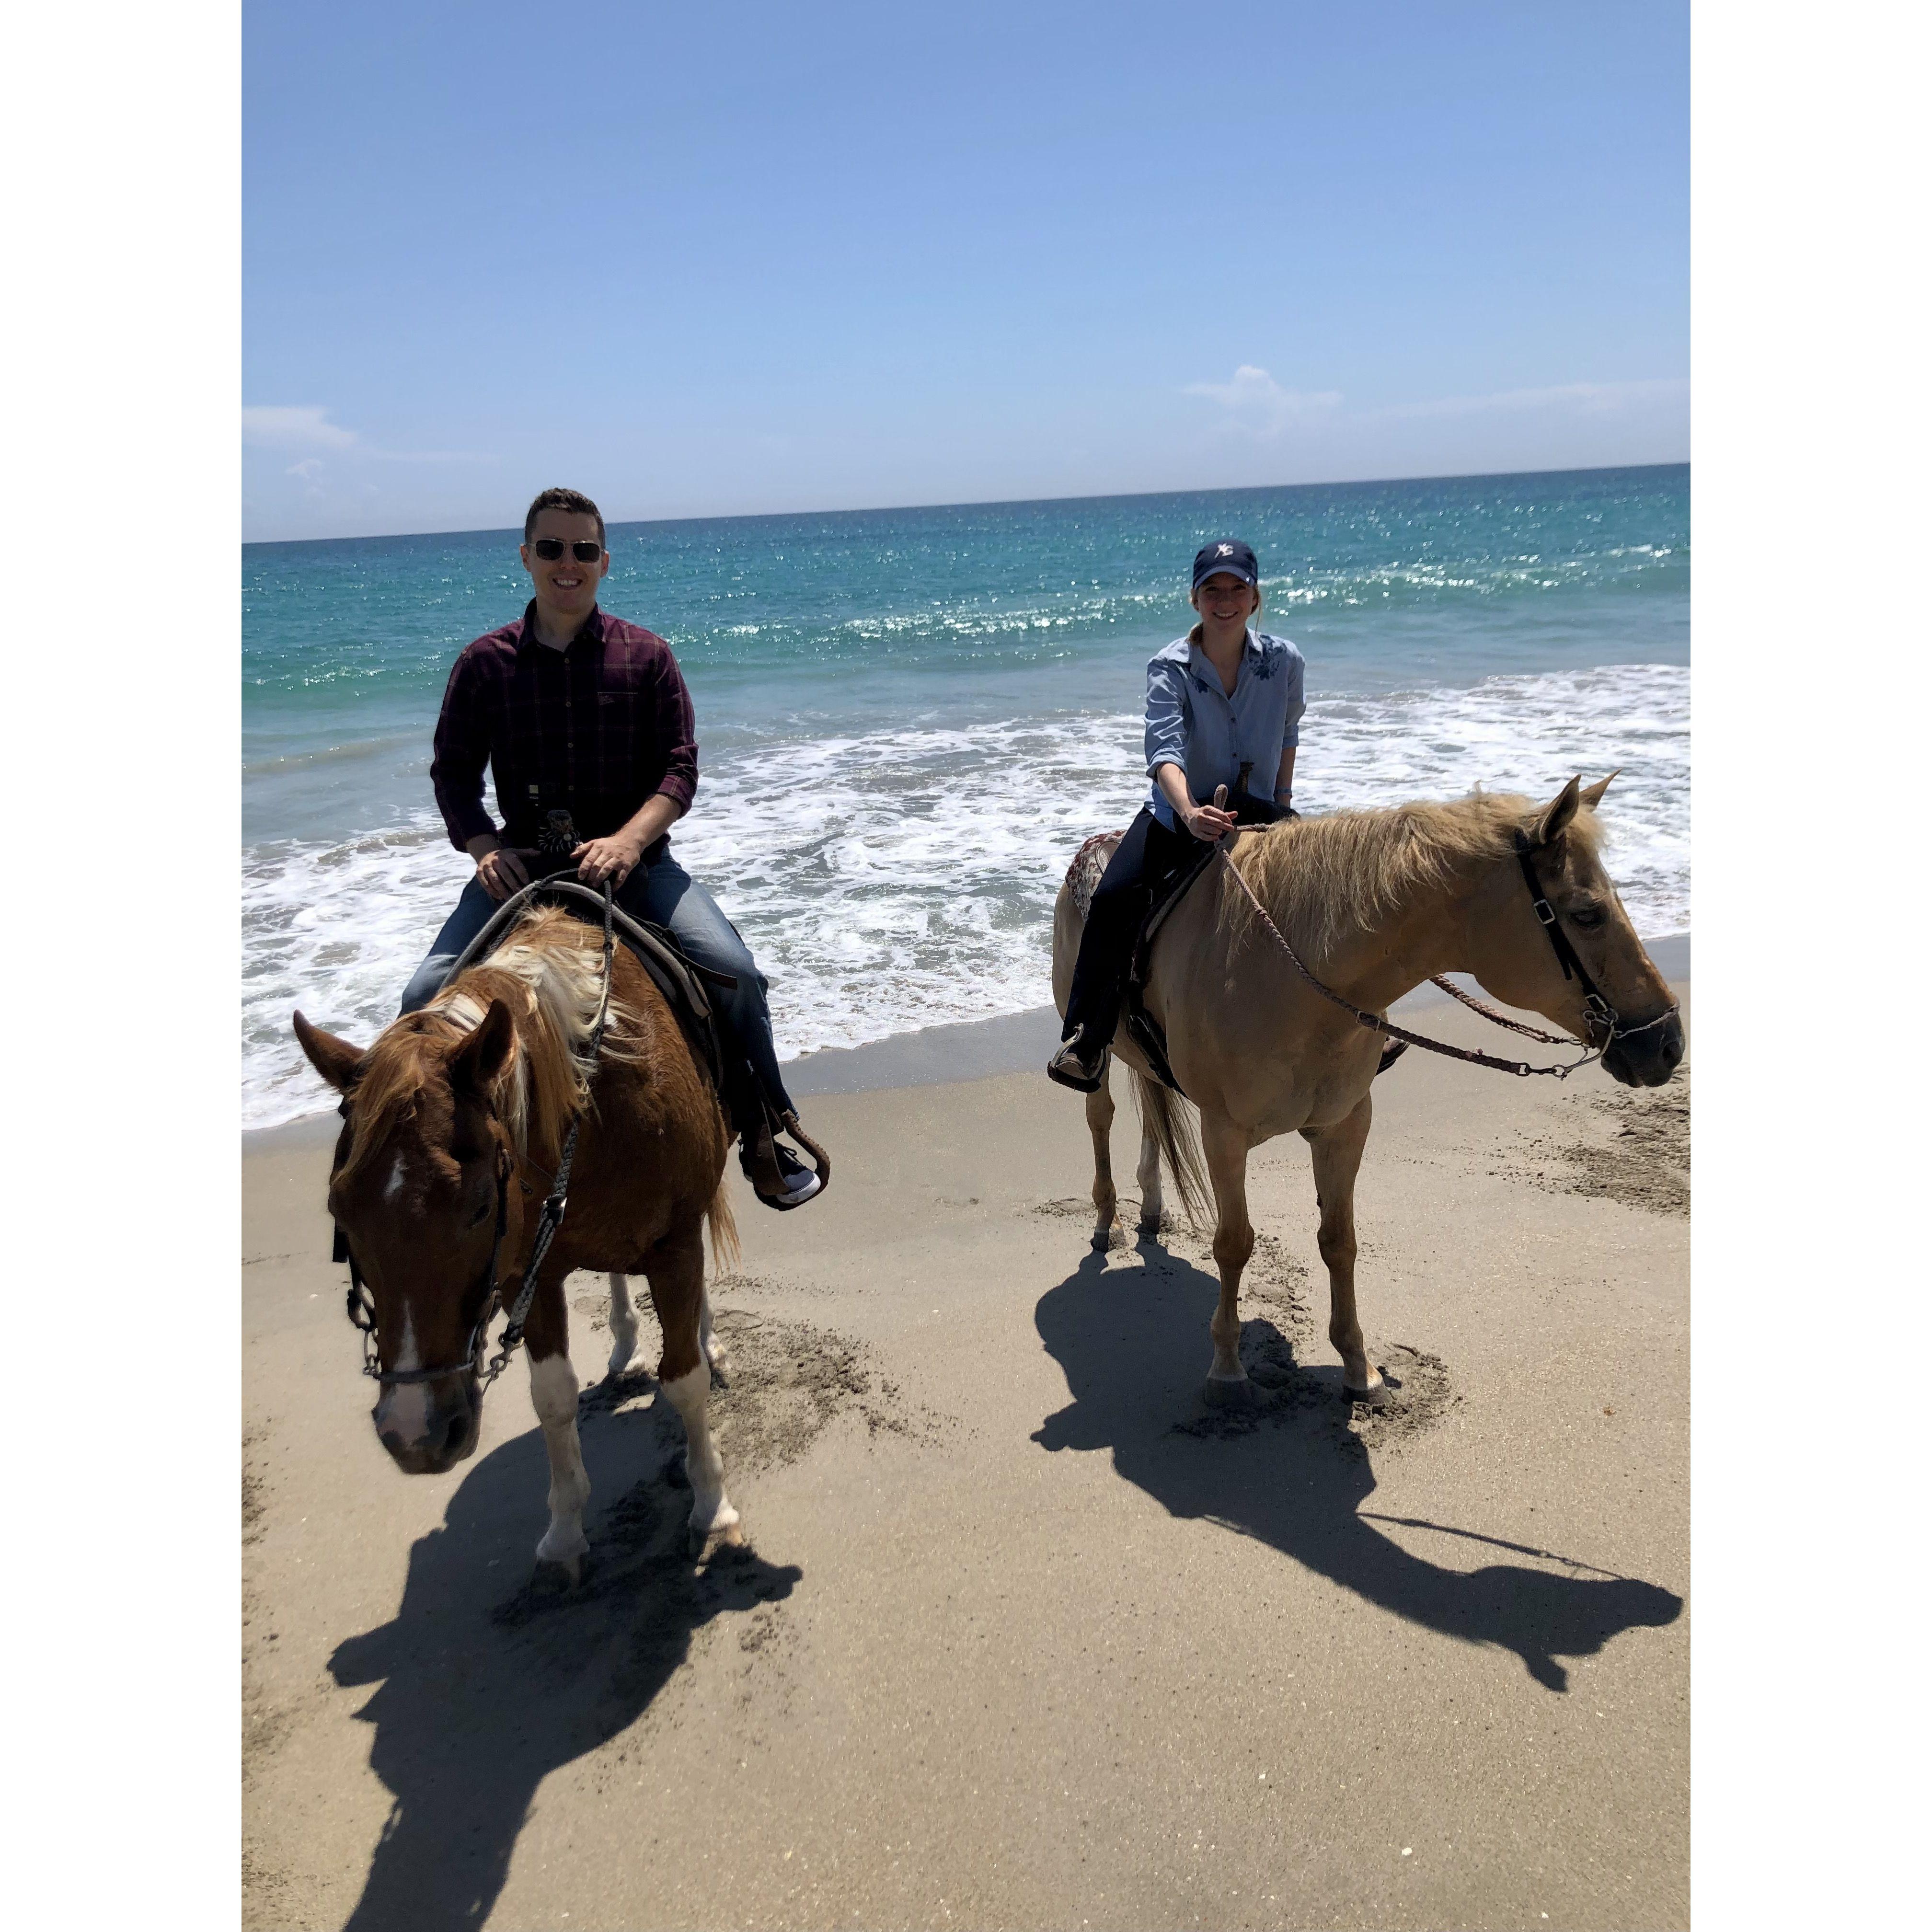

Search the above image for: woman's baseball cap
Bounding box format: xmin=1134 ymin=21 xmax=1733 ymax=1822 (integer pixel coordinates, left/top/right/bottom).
xmin=1192 ymin=539 xmax=1259 ymax=590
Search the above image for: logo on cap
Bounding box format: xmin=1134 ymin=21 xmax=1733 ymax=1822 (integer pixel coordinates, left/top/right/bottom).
xmin=1217 ymin=543 xmax=1233 ymax=556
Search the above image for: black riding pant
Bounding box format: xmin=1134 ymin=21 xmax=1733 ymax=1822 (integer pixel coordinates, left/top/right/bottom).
xmin=1061 ymin=807 xmax=1198 ymax=1048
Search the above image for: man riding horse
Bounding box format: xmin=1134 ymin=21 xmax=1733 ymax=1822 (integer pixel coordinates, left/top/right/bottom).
xmin=399 ymin=485 xmax=823 ymax=1210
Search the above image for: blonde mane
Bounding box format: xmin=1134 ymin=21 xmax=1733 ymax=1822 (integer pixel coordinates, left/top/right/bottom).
xmin=341 ymin=906 xmax=642 ymax=1181
xmin=1222 ymin=791 xmax=1604 ymax=963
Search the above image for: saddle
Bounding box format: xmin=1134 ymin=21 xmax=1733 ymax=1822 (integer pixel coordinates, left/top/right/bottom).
xmin=437 ymin=841 xmax=735 ymax=1102
xmin=1121 ymin=782 xmax=1293 ymax=1098
xmin=1121 ymin=846 xmax=1216 ymax=1097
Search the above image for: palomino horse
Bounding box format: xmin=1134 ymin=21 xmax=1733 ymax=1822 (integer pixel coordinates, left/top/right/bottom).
xmin=292 ymin=905 xmax=741 ymax=1572
xmin=1051 ymin=775 xmax=1684 ymax=1407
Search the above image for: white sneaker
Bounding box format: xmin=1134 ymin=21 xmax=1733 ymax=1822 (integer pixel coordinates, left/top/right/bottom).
xmin=755 ymin=1142 xmax=823 ymax=1210
xmin=770 ymin=1167 xmax=822 ymax=1208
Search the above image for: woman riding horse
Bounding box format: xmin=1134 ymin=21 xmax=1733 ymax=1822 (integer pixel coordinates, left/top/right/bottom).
xmin=1048 ymin=539 xmax=1303 ymax=1093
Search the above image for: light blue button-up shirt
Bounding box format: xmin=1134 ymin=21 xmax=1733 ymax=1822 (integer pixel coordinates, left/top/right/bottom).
xmin=1144 ymin=628 xmax=1306 ymax=830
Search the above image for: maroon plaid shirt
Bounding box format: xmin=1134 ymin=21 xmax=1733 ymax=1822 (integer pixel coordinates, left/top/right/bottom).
xmin=430 ymin=603 xmax=698 ymax=851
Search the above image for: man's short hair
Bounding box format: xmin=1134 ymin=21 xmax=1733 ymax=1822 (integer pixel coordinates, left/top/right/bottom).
xmin=524 ymin=487 xmax=606 ymax=548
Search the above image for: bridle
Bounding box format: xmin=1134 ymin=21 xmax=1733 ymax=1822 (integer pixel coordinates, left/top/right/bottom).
xmin=1215 ymin=826 xmax=1679 ymax=1079
xmin=342 ymin=1140 xmax=515 ymax=1386
xmin=1507 ymin=829 xmax=1681 ymax=1054
xmin=336 ymin=880 xmax=618 ymax=1395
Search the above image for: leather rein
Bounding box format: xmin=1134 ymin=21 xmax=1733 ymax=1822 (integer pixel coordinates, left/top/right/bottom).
xmin=1215 ymin=827 xmax=1679 ymax=1080
xmin=339 ymin=880 xmax=618 ymax=1392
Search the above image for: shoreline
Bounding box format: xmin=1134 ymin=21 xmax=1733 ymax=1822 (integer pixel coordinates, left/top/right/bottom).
xmin=243 ymin=930 xmax=1688 ymax=1149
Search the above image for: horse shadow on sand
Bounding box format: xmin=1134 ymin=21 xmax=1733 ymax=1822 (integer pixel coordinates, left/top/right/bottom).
xmin=1034 ymin=1242 xmax=1682 ymax=1692
xmin=327 ymin=1377 xmax=799 ymax=1932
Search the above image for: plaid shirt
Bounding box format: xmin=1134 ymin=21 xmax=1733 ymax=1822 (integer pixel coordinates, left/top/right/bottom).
xmin=430 ymin=603 xmax=698 ymax=851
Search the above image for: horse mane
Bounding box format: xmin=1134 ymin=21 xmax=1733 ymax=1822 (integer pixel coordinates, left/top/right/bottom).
xmin=339 ymin=906 xmax=643 ymax=1182
xmin=1222 ymin=790 xmax=1605 ymax=963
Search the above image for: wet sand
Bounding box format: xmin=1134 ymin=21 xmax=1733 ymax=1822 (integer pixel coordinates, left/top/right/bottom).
xmin=243 ymin=962 xmax=1689 ymax=1931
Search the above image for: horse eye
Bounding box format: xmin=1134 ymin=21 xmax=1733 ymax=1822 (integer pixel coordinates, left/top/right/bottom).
xmin=465 ymin=1197 xmax=493 ymax=1229
xmin=1570 ymin=906 xmax=1605 ymax=929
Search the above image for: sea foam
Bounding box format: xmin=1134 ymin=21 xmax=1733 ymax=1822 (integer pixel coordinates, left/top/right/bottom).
xmin=242 ymin=662 xmax=1688 ymax=1130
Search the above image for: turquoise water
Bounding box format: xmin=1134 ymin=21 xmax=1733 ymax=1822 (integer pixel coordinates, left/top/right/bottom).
xmin=243 ymin=464 xmax=1689 ymax=1126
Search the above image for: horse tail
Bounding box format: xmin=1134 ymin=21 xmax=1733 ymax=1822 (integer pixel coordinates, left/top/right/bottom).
xmin=705 ymin=1179 xmax=741 ymax=1276
xmin=1131 ymin=1070 xmax=1209 ymax=1229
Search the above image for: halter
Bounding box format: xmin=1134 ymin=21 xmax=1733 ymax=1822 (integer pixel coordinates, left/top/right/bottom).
xmin=336 ymin=880 xmax=619 ymax=1395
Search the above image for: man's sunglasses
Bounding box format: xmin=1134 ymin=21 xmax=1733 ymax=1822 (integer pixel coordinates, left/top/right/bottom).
xmin=531 ymin=537 xmax=604 ymax=562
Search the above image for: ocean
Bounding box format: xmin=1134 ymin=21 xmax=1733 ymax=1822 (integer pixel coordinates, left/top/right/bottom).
xmin=242 ymin=463 xmax=1689 ymax=1129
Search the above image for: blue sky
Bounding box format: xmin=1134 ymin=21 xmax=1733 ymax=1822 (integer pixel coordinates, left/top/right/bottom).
xmin=243 ymin=0 xmax=1687 ymax=541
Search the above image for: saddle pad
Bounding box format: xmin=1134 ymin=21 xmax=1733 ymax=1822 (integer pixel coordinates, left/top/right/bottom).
xmin=1066 ymin=830 xmax=1125 ymax=924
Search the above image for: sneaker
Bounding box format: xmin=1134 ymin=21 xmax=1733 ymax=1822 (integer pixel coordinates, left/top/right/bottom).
xmin=762 ymin=1143 xmax=823 ymax=1209
xmin=1046 ymin=1028 xmax=1109 ymax=1093
xmin=745 ymin=1123 xmax=823 ymax=1209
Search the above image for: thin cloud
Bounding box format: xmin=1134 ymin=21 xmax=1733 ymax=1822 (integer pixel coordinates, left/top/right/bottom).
xmin=1184 ymin=365 xmax=1343 ymax=434
xmin=368 ymin=446 xmax=497 ymax=465
xmin=243 ymin=404 xmax=494 ymax=464
xmin=1381 ymin=378 xmax=1689 ymax=421
xmin=285 ymin=458 xmax=324 ymax=479
xmin=243 ymin=405 xmax=360 ymax=450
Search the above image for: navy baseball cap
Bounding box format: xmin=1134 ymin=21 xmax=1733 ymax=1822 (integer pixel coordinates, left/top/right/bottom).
xmin=1192 ymin=539 xmax=1259 ymax=591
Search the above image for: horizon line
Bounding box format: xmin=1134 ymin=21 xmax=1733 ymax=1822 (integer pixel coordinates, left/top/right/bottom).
xmin=242 ymin=458 xmax=1690 ymax=550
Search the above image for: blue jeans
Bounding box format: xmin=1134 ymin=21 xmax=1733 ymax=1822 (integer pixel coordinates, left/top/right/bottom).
xmin=398 ymin=848 xmax=795 ymax=1125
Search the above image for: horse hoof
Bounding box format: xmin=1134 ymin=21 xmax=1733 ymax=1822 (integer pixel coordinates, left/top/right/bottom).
xmin=1345 ymin=1379 xmax=1392 ymax=1410
xmin=690 ymin=1517 xmax=747 ymax=1561
xmin=1135 ymin=1218 xmax=1163 ymax=1242
xmin=1091 ymin=1222 xmax=1124 ymax=1253
xmin=606 ymin=1341 xmax=637 ymax=1379
xmin=532 ymin=1555 xmax=583 ymax=1592
xmin=1202 ymin=1376 xmax=1257 ymax=1410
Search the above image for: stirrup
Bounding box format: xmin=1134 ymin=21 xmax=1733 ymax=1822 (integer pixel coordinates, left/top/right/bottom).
xmin=744 ymin=1108 xmax=832 ymax=1211
xmin=1047 ymin=1032 xmax=1109 ymax=1093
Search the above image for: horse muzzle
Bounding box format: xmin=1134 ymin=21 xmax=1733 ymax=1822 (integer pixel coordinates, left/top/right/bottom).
xmin=1601 ymin=1008 xmax=1685 ymax=1088
xmin=373 ymin=1374 xmax=482 ymax=1474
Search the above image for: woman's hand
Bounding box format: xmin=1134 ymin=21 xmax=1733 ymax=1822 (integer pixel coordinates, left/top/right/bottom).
xmin=1183 ymin=797 xmax=1238 ymax=842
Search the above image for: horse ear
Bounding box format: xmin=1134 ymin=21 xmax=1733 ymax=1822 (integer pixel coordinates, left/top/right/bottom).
xmin=449 ymin=998 xmax=516 ymax=1093
xmin=1579 ymin=770 xmax=1620 ymax=811
xmin=293 ymin=1011 xmax=365 ymax=1093
xmin=1534 ymin=776 xmax=1584 ymax=848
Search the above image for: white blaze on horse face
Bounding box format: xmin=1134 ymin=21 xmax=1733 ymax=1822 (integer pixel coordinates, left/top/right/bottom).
xmin=383 ymin=1152 xmax=408 ymax=1206
xmin=378 ymin=1304 xmax=434 ymax=1442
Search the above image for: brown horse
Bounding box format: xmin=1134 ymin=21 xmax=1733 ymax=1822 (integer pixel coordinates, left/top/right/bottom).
xmin=292 ymin=904 xmax=741 ymax=1572
xmin=1052 ymin=775 xmax=1684 ymax=1408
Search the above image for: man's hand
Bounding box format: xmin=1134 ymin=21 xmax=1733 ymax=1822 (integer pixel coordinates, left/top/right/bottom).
xmin=572 ymin=831 xmax=646 ymax=890
xmin=474 ymin=842 xmax=530 ymax=902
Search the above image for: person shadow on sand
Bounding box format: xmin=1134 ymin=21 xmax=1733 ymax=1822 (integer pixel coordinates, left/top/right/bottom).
xmin=327 ymin=1378 xmax=800 ymax=1932
xmin=1033 ymin=1244 xmax=1681 ymax=1693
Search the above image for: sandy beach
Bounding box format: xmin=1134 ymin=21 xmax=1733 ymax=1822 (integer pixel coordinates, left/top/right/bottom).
xmin=243 ymin=946 xmax=1688 ymax=1932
